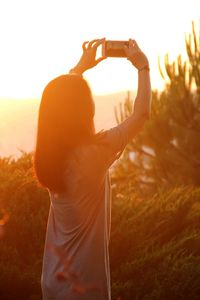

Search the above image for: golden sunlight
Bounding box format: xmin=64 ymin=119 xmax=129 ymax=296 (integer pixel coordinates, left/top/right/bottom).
xmin=0 ymin=0 xmax=199 ymax=99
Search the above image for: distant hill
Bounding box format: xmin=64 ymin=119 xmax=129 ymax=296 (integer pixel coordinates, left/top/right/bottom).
xmin=0 ymin=91 xmax=135 ymax=159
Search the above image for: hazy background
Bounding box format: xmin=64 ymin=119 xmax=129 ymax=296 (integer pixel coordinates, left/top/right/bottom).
xmin=0 ymin=91 xmax=135 ymax=159
xmin=0 ymin=2 xmax=200 ymax=300
xmin=0 ymin=0 xmax=199 ymax=98
xmin=0 ymin=0 xmax=199 ymax=158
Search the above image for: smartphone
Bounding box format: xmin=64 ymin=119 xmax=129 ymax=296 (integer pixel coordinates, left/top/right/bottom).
xmin=102 ymin=40 xmax=129 ymax=57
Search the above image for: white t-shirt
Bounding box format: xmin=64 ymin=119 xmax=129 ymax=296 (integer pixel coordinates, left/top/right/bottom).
xmin=41 ymin=120 xmax=131 ymax=300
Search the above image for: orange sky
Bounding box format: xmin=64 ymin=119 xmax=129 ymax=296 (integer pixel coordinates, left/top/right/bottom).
xmin=0 ymin=0 xmax=199 ymax=99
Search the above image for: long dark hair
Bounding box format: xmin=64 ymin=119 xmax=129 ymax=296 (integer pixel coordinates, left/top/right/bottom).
xmin=32 ymin=74 xmax=104 ymax=194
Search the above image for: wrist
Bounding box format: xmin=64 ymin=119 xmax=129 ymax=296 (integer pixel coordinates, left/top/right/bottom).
xmin=138 ymin=64 xmax=150 ymax=72
xmin=127 ymin=52 xmax=149 ymax=70
xmin=69 ymin=64 xmax=85 ymax=76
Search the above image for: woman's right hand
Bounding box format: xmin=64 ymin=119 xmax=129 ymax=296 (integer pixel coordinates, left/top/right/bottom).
xmin=70 ymin=39 xmax=106 ymax=75
xmin=124 ymin=39 xmax=149 ymax=70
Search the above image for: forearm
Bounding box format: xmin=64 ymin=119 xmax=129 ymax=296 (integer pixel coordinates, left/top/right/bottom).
xmin=69 ymin=64 xmax=85 ymax=76
xmin=133 ymin=69 xmax=151 ymax=119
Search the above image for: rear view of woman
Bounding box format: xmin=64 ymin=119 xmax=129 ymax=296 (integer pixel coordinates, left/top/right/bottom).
xmin=33 ymin=38 xmax=151 ymax=300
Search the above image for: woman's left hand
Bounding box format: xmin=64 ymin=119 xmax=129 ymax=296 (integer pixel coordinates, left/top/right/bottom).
xmin=71 ymin=38 xmax=107 ymax=75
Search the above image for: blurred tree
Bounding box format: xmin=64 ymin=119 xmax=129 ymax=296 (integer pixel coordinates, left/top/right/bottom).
xmin=113 ymin=19 xmax=200 ymax=195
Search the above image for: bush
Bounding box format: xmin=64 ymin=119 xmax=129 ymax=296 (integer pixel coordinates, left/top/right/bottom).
xmin=0 ymin=152 xmax=49 ymax=300
xmin=1 ymin=19 xmax=200 ymax=300
xmin=110 ymin=181 xmax=200 ymax=300
xmin=114 ymin=20 xmax=200 ymax=195
xmin=0 ymin=152 xmax=200 ymax=299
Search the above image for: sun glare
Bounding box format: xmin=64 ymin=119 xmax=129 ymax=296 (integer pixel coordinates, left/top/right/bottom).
xmin=0 ymin=0 xmax=199 ymax=99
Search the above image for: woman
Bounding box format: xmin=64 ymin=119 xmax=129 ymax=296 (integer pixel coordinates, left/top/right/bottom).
xmin=33 ymin=38 xmax=151 ymax=300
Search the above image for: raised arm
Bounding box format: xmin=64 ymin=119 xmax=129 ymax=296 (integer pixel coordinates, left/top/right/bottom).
xmin=125 ymin=39 xmax=151 ymax=120
xmin=69 ymin=38 xmax=151 ymax=148
xmin=69 ymin=38 xmax=106 ymax=75
xmin=109 ymin=39 xmax=152 ymax=144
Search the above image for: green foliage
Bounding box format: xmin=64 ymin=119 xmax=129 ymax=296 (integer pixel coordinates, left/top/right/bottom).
xmin=1 ymin=18 xmax=200 ymax=300
xmin=114 ymin=20 xmax=200 ymax=195
xmin=110 ymin=180 xmax=200 ymax=300
xmin=0 ymin=152 xmax=200 ymax=300
xmin=0 ymin=151 xmax=49 ymax=300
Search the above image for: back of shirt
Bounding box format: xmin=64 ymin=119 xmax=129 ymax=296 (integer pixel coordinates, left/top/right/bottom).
xmin=41 ymin=118 xmax=141 ymax=300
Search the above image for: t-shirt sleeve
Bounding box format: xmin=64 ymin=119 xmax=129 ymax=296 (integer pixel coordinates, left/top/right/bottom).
xmin=96 ymin=122 xmax=129 ymax=169
xmin=97 ymin=113 xmax=145 ymax=169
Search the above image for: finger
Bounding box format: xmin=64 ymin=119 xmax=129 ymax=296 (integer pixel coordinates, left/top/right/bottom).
xmin=131 ymin=39 xmax=141 ymax=50
xmin=88 ymin=38 xmax=105 ymax=48
xmin=95 ymin=56 xmax=107 ymax=65
xmin=88 ymin=39 xmax=100 ymax=48
xmin=82 ymin=41 xmax=89 ymax=51
xmin=92 ymin=38 xmax=105 ymax=49
xmin=129 ymin=39 xmax=136 ymax=47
